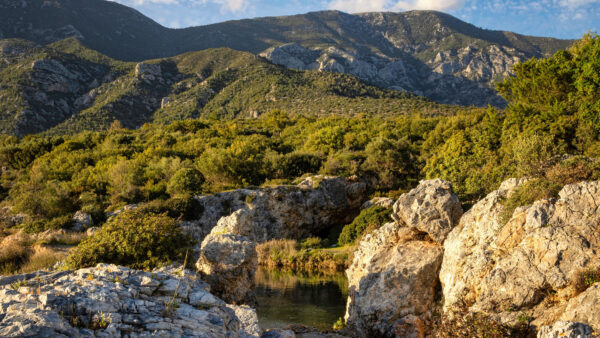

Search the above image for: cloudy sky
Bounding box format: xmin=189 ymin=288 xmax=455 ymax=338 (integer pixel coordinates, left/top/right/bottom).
xmin=110 ymin=0 xmax=599 ymax=39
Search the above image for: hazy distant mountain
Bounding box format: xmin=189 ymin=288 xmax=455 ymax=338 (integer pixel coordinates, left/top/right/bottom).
xmin=0 ymin=0 xmax=573 ymax=106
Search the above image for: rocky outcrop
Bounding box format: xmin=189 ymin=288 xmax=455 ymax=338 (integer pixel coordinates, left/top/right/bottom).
xmin=440 ymin=179 xmax=600 ymax=331
xmin=182 ymin=176 xmax=366 ymax=244
xmin=196 ymin=228 xmax=258 ymax=305
xmin=0 ymin=264 xmax=260 ymax=337
xmin=392 ymin=178 xmax=462 ymax=244
xmin=361 ymin=197 xmax=394 ymax=210
xmin=345 ymin=179 xmax=462 ymax=337
xmin=72 ymin=211 xmax=93 ymax=232
xmin=537 ymin=321 xmax=594 ymax=338
xmin=193 ymin=176 xmax=365 ymax=305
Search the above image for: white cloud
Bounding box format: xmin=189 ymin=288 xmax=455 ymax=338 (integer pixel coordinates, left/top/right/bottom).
xmin=328 ymin=0 xmax=466 ymax=12
xmin=559 ymin=0 xmax=599 ymax=9
xmin=111 ymin=0 xmax=251 ymax=13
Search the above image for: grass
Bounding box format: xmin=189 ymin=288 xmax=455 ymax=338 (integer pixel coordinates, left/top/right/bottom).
xmin=256 ymin=238 xmax=350 ymax=273
xmin=573 ymin=267 xmax=600 ymax=294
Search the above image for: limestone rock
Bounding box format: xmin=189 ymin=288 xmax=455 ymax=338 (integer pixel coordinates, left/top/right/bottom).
xmin=196 ymin=232 xmax=257 ymax=305
xmin=440 ymin=178 xmax=528 ymax=312
xmin=392 ymin=179 xmax=462 ymax=243
xmin=0 ymin=264 xmax=259 ymax=337
xmin=361 ymin=197 xmax=395 ymax=210
xmin=537 ymin=321 xmax=594 ymax=338
xmin=72 ymin=211 xmax=93 ymax=232
xmin=181 ymin=176 xmax=366 ymax=244
xmin=440 ymin=179 xmax=600 ymax=330
xmin=345 ymin=222 xmax=443 ymax=337
xmin=345 ymin=179 xmax=464 ymax=337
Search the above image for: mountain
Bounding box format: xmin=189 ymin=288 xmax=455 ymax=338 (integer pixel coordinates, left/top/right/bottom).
xmin=0 ymin=0 xmax=573 ymax=107
xmin=0 ymin=38 xmax=463 ymax=136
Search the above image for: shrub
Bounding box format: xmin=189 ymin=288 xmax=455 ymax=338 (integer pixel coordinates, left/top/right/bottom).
xmin=66 ymin=211 xmax=191 ymax=269
xmin=167 ymin=168 xmax=205 ymax=196
xmin=137 ymin=195 xmax=204 ymax=221
xmin=0 ymin=236 xmax=30 ymax=275
xmin=21 ymin=215 xmax=74 ymax=234
xmin=338 ymin=206 xmax=391 ymax=246
xmin=573 ymin=267 xmax=600 ymax=294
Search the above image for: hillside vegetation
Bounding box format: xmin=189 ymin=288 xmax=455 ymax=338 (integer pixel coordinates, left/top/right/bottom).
xmin=0 ymin=34 xmax=598 ymax=275
xmin=0 ymin=0 xmax=573 ymax=106
xmin=0 ymin=38 xmax=462 ymax=136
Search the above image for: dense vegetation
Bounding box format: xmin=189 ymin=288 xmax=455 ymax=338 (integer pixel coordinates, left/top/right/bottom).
xmin=0 ymin=34 xmax=598 ymax=273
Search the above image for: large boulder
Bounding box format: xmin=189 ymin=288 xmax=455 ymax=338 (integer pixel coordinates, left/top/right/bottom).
xmin=440 ymin=179 xmax=600 ymax=330
xmin=392 ymin=178 xmax=463 ymax=243
xmin=0 ymin=264 xmax=259 ymax=337
xmin=196 ymin=224 xmax=258 ymax=305
xmin=181 ymin=176 xmax=366 ymax=244
xmin=345 ymin=179 xmax=462 ymax=337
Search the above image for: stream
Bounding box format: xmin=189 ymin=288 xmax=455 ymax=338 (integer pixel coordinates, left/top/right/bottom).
xmin=254 ymin=267 xmax=348 ymax=331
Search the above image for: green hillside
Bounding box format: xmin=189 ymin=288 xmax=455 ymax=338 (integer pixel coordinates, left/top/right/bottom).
xmin=0 ymin=38 xmax=470 ymax=136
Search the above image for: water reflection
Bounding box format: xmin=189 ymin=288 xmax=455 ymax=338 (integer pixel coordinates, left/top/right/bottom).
xmin=254 ymin=267 xmax=348 ymax=331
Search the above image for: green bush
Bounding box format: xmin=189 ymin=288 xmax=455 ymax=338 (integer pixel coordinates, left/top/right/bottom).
xmin=21 ymin=215 xmax=74 ymax=234
xmin=137 ymin=196 xmax=204 ymax=221
xmin=66 ymin=211 xmax=191 ymax=269
xmin=338 ymin=206 xmax=391 ymax=246
xmin=167 ymin=168 xmax=205 ymax=196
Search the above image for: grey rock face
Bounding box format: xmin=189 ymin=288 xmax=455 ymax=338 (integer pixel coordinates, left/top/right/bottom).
xmin=181 ymin=176 xmax=366 ymax=244
xmin=392 ymin=179 xmax=462 ymax=244
xmin=537 ymin=321 xmax=594 ymax=338
xmin=72 ymin=211 xmax=93 ymax=232
xmin=0 ymin=264 xmax=259 ymax=337
xmin=440 ymin=179 xmax=600 ymax=330
xmin=196 ymin=232 xmax=258 ymax=305
xmin=361 ymin=197 xmax=395 ymax=210
xmin=345 ymin=179 xmax=461 ymax=337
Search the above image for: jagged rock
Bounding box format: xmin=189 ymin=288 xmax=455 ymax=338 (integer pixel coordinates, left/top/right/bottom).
xmin=392 ymin=179 xmax=462 ymax=243
xmin=440 ymin=178 xmax=528 ymax=312
xmin=72 ymin=211 xmax=93 ymax=232
xmin=0 ymin=264 xmax=259 ymax=337
xmin=440 ymin=179 xmax=600 ymax=330
xmin=345 ymin=222 xmax=442 ymax=337
xmin=181 ymin=176 xmax=366 ymax=244
xmin=361 ymin=197 xmax=394 ymax=210
xmin=345 ymin=179 xmax=460 ymax=337
xmin=196 ymin=232 xmax=258 ymax=305
xmin=135 ymin=62 xmax=161 ymax=81
xmin=537 ymin=321 xmax=594 ymax=338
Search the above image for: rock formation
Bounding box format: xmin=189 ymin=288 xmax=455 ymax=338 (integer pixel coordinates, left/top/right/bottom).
xmin=440 ymin=179 xmax=600 ymax=331
xmin=193 ymin=176 xmax=365 ymax=305
xmin=0 ymin=264 xmax=260 ymax=337
xmin=345 ymin=179 xmax=462 ymax=337
xmin=182 ymin=176 xmax=366 ymax=244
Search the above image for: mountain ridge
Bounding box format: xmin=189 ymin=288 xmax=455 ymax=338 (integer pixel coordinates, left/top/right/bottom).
xmin=0 ymin=0 xmax=573 ymax=106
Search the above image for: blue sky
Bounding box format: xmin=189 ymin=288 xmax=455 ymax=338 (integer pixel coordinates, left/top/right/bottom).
xmin=110 ymin=0 xmax=599 ymax=39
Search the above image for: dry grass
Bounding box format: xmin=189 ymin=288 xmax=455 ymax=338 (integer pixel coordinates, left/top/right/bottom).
xmin=256 ymin=239 xmax=298 ymax=265
xmin=0 ymin=235 xmax=30 ymax=275
xmin=19 ymin=245 xmax=67 ymax=274
xmin=573 ymin=267 xmax=600 ymax=294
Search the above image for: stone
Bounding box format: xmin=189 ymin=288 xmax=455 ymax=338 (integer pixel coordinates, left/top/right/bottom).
xmin=196 ymin=233 xmax=257 ymax=305
xmin=72 ymin=211 xmax=93 ymax=232
xmin=392 ymin=179 xmax=463 ymax=243
xmin=537 ymin=321 xmax=594 ymax=338
xmin=440 ymin=179 xmax=600 ymax=329
xmin=360 ymin=197 xmax=395 ymax=210
xmin=0 ymin=264 xmax=258 ymax=337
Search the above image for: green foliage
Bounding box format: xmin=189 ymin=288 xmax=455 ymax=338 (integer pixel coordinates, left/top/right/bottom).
xmin=167 ymin=168 xmax=205 ymax=196
xmin=338 ymin=206 xmax=391 ymax=246
xmin=66 ymin=211 xmax=191 ymax=270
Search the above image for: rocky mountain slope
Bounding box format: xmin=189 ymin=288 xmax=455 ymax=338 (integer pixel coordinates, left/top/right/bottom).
xmin=0 ymin=38 xmax=456 ymax=136
xmin=0 ymin=0 xmax=572 ymax=107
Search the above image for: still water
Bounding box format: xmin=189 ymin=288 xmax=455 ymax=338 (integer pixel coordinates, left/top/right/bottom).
xmin=254 ymin=267 xmax=348 ymax=331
